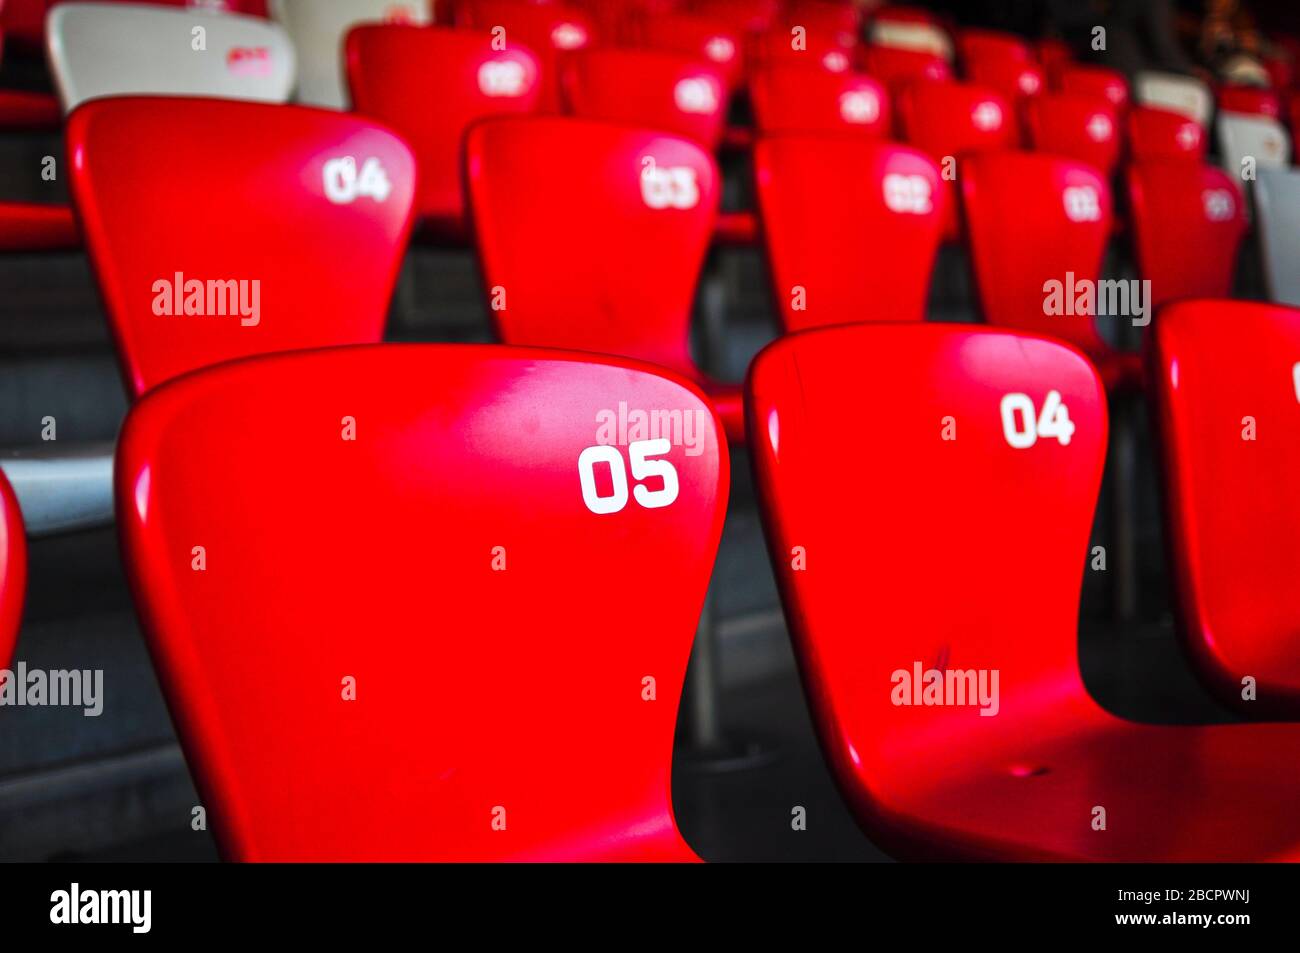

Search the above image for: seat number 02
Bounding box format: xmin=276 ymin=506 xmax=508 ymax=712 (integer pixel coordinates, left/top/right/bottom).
xmin=1000 ymin=391 xmax=1075 ymax=448
xmin=579 ymin=439 xmax=679 ymax=514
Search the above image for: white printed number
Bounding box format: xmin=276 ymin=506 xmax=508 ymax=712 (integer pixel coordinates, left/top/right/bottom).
xmin=1063 ymin=185 xmax=1101 ymax=223
xmin=478 ymin=59 xmax=529 ymax=97
xmin=883 ymin=173 xmax=933 ymax=214
xmin=323 ymin=156 xmax=392 ymax=205
xmin=640 ymin=165 xmax=700 ymax=210
xmin=1000 ymin=391 xmax=1075 ymax=449
xmin=579 ymin=439 xmax=680 ymax=515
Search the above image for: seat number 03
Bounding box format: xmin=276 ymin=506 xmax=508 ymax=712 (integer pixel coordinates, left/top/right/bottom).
xmin=1000 ymin=391 xmax=1075 ymax=448
xmin=578 ymin=439 xmax=679 ymax=514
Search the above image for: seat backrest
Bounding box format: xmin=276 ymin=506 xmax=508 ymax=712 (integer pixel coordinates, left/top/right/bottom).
xmin=457 ymin=0 xmax=594 ymax=110
xmin=465 ymin=116 xmax=715 ymax=377
xmin=68 ymin=96 xmax=415 ymax=397
xmin=1052 ymin=64 xmax=1128 ymax=109
xmin=47 ymin=1 xmax=294 ymax=111
xmin=748 ymin=21 xmax=857 ymax=75
xmin=1255 ymin=167 xmax=1300 ymax=307
xmin=562 ymin=48 xmax=726 ymax=149
xmin=270 ymin=0 xmax=432 ymax=109
xmin=1126 ymin=105 xmax=1207 ymax=162
xmin=634 ymin=11 xmax=743 ymax=88
xmin=1217 ymin=84 xmax=1281 ymax=119
xmin=896 ymin=80 xmax=1016 ymax=160
xmin=346 ymin=25 xmax=541 ymax=223
xmin=962 ymin=151 xmax=1113 ymax=359
xmin=1126 ymin=160 xmax=1246 ymax=310
xmin=753 ymin=134 xmax=943 ymax=331
xmin=859 ymin=44 xmax=951 ymax=96
xmin=1216 ymin=112 xmax=1292 ymax=176
xmin=965 ymin=57 xmax=1044 ymax=110
xmin=0 ymin=469 xmax=25 ymax=670
xmin=1150 ymin=300 xmax=1300 ymax=710
xmin=750 ymin=66 xmax=889 ymax=137
xmin=1024 ymin=93 xmax=1120 ymax=176
xmin=957 ymin=27 xmax=1031 ymax=67
xmin=747 ymin=323 xmax=1105 ymax=785
xmin=117 ymin=344 xmax=728 ymax=860
xmin=1134 ymin=69 xmax=1212 ymax=126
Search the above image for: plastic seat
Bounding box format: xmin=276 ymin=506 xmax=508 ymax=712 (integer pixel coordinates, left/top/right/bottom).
xmin=1052 ymin=64 xmax=1128 ymax=110
xmin=1134 ymin=69 xmax=1212 ymax=126
xmin=117 ymin=344 xmax=726 ymax=861
xmin=1217 ymin=84 xmax=1281 ymax=119
xmin=1127 ymin=161 xmax=1247 ymax=311
xmin=1216 ymin=112 xmax=1292 ymax=177
xmin=747 ymin=16 xmax=858 ymax=76
xmin=965 ymin=57 xmax=1044 ymax=111
xmin=563 ymin=48 xmax=727 ymax=150
xmin=1126 ymin=105 xmax=1206 ymax=163
xmin=346 ymin=25 xmax=541 ymax=239
xmin=957 ymin=27 xmax=1032 ymax=67
xmin=962 ymin=151 xmax=1139 ymax=391
xmin=0 ymin=469 xmax=25 ymax=670
xmin=67 ymin=96 xmax=415 ymax=397
xmin=634 ymin=11 xmax=744 ymax=89
xmin=457 ymin=0 xmax=594 ymax=111
xmin=859 ymin=44 xmax=951 ymax=97
xmin=465 ymin=116 xmax=745 ymax=443
xmin=1255 ymin=167 xmax=1300 ymax=306
xmin=896 ymin=81 xmax=1016 ymax=239
xmin=749 ymin=66 xmax=889 ymax=138
xmin=753 ymin=134 xmax=943 ymax=331
xmin=1151 ymin=300 xmax=1300 ymax=716
xmin=747 ymin=321 xmax=1300 ymax=861
xmin=271 ymin=0 xmax=432 ymax=109
xmin=1024 ymin=93 xmax=1119 ymax=177
xmin=48 ymin=2 xmax=294 ymax=111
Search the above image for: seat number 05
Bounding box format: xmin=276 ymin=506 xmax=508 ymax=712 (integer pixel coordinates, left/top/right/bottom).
xmin=1000 ymin=391 xmax=1075 ymax=448
xmin=579 ymin=439 xmax=679 ymax=515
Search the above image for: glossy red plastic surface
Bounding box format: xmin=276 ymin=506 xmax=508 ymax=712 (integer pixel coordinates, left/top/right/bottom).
xmin=1127 ymin=161 xmax=1246 ymax=311
xmin=0 ymin=469 xmax=24 ymax=669
xmin=634 ymin=12 xmax=744 ymax=89
xmin=1052 ymin=64 xmax=1128 ymax=110
xmin=966 ymin=58 xmax=1044 ymax=111
xmin=118 ymin=344 xmax=727 ymax=860
xmin=1218 ymin=84 xmax=1281 ymax=119
xmin=346 ymin=25 xmax=541 ymax=230
xmin=750 ymin=66 xmax=889 ymax=137
xmin=0 ymin=200 xmax=78 ymax=250
xmin=962 ymin=151 xmax=1136 ymax=388
xmin=563 ymin=48 xmax=727 ymax=149
xmin=1151 ymin=300 xmax=1300 ymax=715
xmin=1127 ymin=105 xmax=1206 ymax=163
xmin=754 ymin=134 xmax=943 ymax=331
xmin=465 ymin=116 xmax=744 ymax=442
xmin=68 ymin=97 xmax=415 ymax=398
xmin=748 ymin=322 xmax=1300 ymax=861
xmin=457 ymin=0 xmax=594 ymax=110
xmin=957 ymin=28 xmax=1031 ymax=67
xmin=1024 ymin=93 xmax=1120 ymax=176
xmin=858 ymin=45 xmax=951 ymax=97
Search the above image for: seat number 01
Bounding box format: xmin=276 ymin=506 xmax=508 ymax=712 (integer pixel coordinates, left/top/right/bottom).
xmin=579 ymin=439 xmax=679 ymax=514
xmin=1000 ymin=391 xmax=1075 ymax=448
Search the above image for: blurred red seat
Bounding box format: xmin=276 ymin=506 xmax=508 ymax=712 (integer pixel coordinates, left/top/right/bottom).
xmin=1127 ymin=161 xmax=1246 ymax=311
xmin=747 ymin=321 xmax=1300 ymax=861
xmin=0 ymin=469 xmax=24 ymax=669
xmin=117 ymin=344 xmax=727 ymax=860
xmin=957 ymin=27 xmax=1031 ymax=68
xmin=465 ymin=116 xmax=745 ymax=442
xmin=860 ymin=44 xmax=951 ymax=99
xmin=346 ymin=24 xmax=542 ymax=238
xmin=634 ymin=11 xmax=744 ymax=89
xmin=1024 ymin=93 xmax=1120 ymax=176
xmin=68 ymin=96 xmax=415 ymax=397
xmin=754 ymin=135 xmax=944 ymax=331
xmin=1052 ymin=64 xmax=1128 ymax=110
xmin=750 ymin=66 xmax=889 ymax=137
xmin=457 ymin=0 xmax=595 ymax=110
xmin=1151 ymin=300 xmax=1300 ymax=716
xmin=1217 ymin=84 xmax=1281 ymax=119
xmin=1127 ymin=105 xmax=1206 ymax=163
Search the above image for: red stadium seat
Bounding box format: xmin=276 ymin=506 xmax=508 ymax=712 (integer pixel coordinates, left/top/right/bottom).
xmin=465 ymin=116 xmax=745 ymax=442
xmin=1127 ymin=162 xmax=1246 ymax=311
xmin=748 ymin=26 xmax=856 ymax=76
xmin=1151 ymin=300 xmax=1300 ymax=716
xmin=896 ymin=81 xmax=1016 ymax=238
xmin=117 ymin=344 xmax=727 ymax=860
xmin=962 ymin=151 xmax=1139 ymax=390
xmin=563 ymin=48 xmax=727 ymax=149
xmin=753 ymin=135 xmax=943 ymax=331
xmin=68 ymin=97 xmax=415 ymax=397
xmin=1035 ymin=37 xmax=1071 ymax=75
xmin=1024 ymin=93 xmax=1120 ymax=177
xmin=1052 ymin=64 xmax=1129 ymax=110
xmin=457 ymin=0 xmax=595 ymax=111
xmin=747 ymin=321 xmax=1300 ymax=861
xmin=749 ymin=66 xmax=889 ymax=137
xmin=965 ymin=57 xmax=1045 ymax=111
xmin=346 ymin=25 xmax=542 ymax=238
xmin=957 ymin=27 xmax=1031 ymax=68
xmin=0 ymin=469 xmax=24 ymax=670
xmin=1217 ymin=84 xmax=1281 ymax=119
xmin=859 ymin=44 xmax=951 ymax=98
xmin=1126 ymin=105 xmax=1206 ymax=163
xmin=691 ymin=0 xmax=780 ymax=35
xmin=634 ymin=11 xmax=744 ymax=89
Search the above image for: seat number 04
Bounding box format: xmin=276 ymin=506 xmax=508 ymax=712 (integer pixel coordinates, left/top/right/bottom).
xmin=579 ymin=439 xmax=679 ymax=515
xmin=1000 ymin=391 xmax=1075 ymax=448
